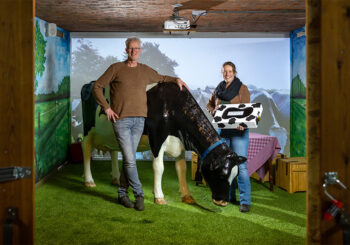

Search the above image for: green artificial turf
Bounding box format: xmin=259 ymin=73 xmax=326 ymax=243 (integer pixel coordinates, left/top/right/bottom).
xmin=35 ymin=161 xmax=306 ymax=244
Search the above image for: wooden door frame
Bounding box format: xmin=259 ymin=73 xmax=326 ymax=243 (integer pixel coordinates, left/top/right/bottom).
xmin=0 ymin=0 xmax=35 ymax=244
xmin=307 ymin=0 xmax=350 ymax=244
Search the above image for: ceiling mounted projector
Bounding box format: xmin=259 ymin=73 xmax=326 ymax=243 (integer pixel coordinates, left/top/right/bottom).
xmin=163 ymin=16 xmax=190 ymax=31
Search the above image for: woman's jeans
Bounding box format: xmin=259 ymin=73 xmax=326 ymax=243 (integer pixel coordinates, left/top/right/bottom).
xmin=112 ymin=117 xmax=145 ymax=198
xmin=219 ymin=128 xmax=250 ymax=205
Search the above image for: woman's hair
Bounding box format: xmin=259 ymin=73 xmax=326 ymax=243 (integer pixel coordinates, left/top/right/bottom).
xmin=125 ymin=37 xmax=141 ymax=49
xmin=222 ymin=61 xmax=237 ymax=73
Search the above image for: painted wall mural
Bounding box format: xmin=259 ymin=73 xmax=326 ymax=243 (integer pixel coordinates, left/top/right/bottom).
xmin=34 ymin=17 xmax=71 ymax=182
xmin=71 ymin=38 xmax=290 ymax=160
xmin=290 ymin=27 xmax=306 ymax=157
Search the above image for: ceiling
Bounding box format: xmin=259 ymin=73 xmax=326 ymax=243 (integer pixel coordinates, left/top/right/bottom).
xmin=35 ymin=0 xmax=305 ymax=33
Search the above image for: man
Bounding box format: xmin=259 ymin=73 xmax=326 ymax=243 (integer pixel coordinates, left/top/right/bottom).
xmin=93 ymin=37 xmax=188 ymax=211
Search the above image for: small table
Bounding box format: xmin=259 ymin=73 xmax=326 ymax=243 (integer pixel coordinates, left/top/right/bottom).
xmin=247 ymin=133 xmax=281 ymax=191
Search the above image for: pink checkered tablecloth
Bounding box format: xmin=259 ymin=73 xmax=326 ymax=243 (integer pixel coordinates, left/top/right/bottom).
xmin=247 ymin=133 xmax=281 ymax=179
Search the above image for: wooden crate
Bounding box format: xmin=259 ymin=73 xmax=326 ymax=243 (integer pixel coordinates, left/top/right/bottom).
xmin=251 ymin=153 xmax=286 ymax=183
xmin=275 ymin=157 xmax=307 ymax=193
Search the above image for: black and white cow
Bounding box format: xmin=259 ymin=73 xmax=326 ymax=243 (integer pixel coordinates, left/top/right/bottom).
xmin=81 ymin=82 xmax=246 ymax=206
xmin=147 ymin=82 xmax=246 ymax=205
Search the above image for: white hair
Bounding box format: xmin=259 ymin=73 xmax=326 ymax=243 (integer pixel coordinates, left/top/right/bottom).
xmin=125 ymin=37 xmax=141 ymax=49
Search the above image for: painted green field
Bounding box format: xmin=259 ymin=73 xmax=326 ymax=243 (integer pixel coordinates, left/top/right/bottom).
xmin=290 ymin=98 xmax=306 ymax=157
xmin=34 ymin=98 xmax=70 ymax=180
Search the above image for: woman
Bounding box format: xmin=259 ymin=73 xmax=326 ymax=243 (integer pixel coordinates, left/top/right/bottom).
xmin=206 ymin=61 xmax=251 ymax=213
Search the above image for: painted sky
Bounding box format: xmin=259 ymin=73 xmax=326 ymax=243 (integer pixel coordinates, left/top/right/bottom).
xmin=36 ymin=18 xmax=71 ymax=94
xmin=72 ymin=37 xmax=290 ymax=90
xmin=291 ymin=27 xmax=306 ymax=85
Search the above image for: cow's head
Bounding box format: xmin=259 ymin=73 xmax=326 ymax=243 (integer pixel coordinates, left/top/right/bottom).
xmin=200 ymin=147 xmax=246 ymax=206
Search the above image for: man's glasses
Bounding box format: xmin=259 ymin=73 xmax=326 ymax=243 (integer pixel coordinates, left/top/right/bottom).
xmin=127 ymin=47 xmax=141 ymax=51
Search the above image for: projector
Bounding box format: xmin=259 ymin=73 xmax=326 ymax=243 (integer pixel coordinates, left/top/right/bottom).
xmin=163 ymin=17 xmax=190 ymax=30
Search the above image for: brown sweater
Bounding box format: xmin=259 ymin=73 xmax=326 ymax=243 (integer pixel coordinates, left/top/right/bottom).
xmin=93 ymin=62 xmax=177 ymax=119
xmin=206 ymin=83 xmax=250 ymax=115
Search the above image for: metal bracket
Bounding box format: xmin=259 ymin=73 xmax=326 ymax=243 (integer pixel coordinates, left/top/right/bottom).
xmin=323 ymin=172 xmax=347 ymax=201
xmin=0 ymin=167 xmax=31 ymax=183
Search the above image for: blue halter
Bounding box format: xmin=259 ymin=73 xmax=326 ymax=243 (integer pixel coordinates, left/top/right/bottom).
xmin=201 ymin=139 xmax=226 ymax=160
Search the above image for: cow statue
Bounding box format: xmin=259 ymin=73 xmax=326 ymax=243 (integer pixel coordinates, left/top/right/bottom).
xmin=81 ymin=82 xmax=246 ymax=206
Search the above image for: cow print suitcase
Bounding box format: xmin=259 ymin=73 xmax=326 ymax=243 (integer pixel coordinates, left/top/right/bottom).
xmin=212 ymin=103 xmax=263 ymax=129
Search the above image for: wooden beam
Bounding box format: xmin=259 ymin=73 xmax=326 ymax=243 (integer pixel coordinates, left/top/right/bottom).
xmin=0 ymin=0 xmax=35 ymax=244
xmin=307 ymin=0 xmax=350 ymax=244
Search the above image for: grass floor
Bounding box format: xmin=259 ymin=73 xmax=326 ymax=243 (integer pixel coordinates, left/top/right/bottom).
xmin=35 ymin=161 xmax=306 ymax=245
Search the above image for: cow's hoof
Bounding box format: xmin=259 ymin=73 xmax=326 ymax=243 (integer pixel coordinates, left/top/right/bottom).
xmin=85 ymin=181 xmax=96 ymax=188
xmin=182 ymin=195 xmax=195 ymax=204
xmin=212 ymin=199 xmax=228 ymax=207
xmin=112 ymin=178 xmax=120 ymax=186
xmin=154 ymin=198 xmax=167 ymax=205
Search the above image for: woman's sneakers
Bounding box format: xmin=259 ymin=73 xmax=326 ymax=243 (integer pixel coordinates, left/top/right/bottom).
xmin=239 ymin=204 xmax=250 ymax=213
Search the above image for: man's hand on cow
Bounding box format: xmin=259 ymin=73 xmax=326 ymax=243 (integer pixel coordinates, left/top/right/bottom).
xmin=176 ymin=78 xmax=189 ymax=91
xmin=105 ymin=108 xmax=119 ymax=123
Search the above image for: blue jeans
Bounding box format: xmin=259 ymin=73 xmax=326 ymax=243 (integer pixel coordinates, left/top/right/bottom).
xmin=112 ymin=117 xmax=145 ymax=198
xmin=219 ymin=128 xmax=250 ymax=205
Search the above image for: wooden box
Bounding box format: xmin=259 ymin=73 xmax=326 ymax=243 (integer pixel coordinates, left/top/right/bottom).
xmin=275 ymin=157 xmax=307 ymax=193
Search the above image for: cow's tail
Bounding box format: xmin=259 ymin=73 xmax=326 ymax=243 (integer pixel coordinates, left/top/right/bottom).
xmin=81 ymin=81 xmax=98 ymax=136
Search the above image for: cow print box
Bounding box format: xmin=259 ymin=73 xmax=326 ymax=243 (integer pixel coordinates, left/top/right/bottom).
xmin=212 ymin=103 xmax=263 ymax=129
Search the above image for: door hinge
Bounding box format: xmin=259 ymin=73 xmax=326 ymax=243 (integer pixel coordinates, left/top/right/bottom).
xmin=0 ymin=167 xmax=32 ymax=183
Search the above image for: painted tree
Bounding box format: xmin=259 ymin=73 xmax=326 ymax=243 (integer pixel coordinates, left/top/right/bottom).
xmin=71 ymin=39 xmax=119 ymax=95
xmin=123 ymin=42 xmax=178 ymax=77
xmin=34 ymin=20 xmax=46 ymax=93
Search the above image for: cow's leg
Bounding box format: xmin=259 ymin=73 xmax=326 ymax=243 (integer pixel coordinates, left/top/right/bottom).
xmin=164 ymin=136 xmax=195 ymax=204
xmin=175 ymin=153 xmax=195 ymax=204
xmin=110 ymin=151 xmax=120 ymax=186
xmin=153 ymin=147 xmax=167 ymax=205
xmin=82 ymin=134 xmax=96 ymax=187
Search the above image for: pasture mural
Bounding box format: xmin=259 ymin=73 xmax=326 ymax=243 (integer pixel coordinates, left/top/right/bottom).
xmin=290 ymin=27 xmax=306 ymax=157
xmin=34 ymin=17 xmax=71 ymax=182
xmin=71 ymin=38 xmax=290 ymax=159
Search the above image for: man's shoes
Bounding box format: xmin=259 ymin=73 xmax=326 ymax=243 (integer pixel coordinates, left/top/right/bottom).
xmin=239 ymin=204 xmax=250 ymax=213
xmin=135 ymin=196 xmax=144 ymax=211
xmin=118 ymin=196 xmax=135 ymax=208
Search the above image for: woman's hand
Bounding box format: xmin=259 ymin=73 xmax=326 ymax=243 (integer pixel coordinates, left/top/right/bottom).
xmin=211 ymin=105 xmax=221 ymax=116
xmin=236 ymin=125 xmax=245 ymax=131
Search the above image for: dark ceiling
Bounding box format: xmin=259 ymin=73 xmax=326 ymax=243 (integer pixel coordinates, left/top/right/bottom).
xmin=35 ymin=0 xmax=305 ymax=33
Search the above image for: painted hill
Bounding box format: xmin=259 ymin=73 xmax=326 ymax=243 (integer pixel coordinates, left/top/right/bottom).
xmin=291 ymin=74 xmax=306 ymax=98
